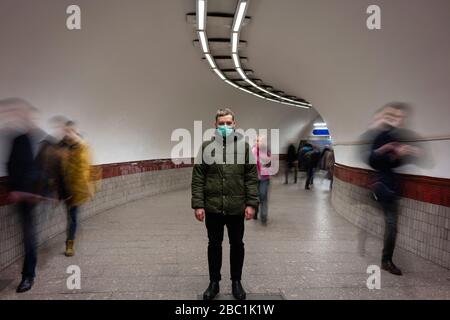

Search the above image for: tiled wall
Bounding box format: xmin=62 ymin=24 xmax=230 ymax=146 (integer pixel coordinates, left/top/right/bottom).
xmin=0 ymin=159 xmax=193 ymax=271
xmin=332 ymin=164 xmax=450 ymax=269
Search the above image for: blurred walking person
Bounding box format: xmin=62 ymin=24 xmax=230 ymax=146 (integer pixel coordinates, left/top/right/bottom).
xmin=284 ymin=142 xmax=297 ymax=184
xmin=2 ymin=98 xmax=47 ymax=293
xmin=56 ymin=120 xmax=94 ymax=257
xmin=252 ymin=135 xmax=272 ymax=224
xmin=299 ymin=143 xmax=320 ymax=190
xmin=367 ymin=102 xmax=422 ymax=275
xmin=322 ymin=148 xmax=335 ymax=189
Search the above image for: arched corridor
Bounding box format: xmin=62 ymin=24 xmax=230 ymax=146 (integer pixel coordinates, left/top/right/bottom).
xmin=0 ymin=0 xmax=449 ymax=307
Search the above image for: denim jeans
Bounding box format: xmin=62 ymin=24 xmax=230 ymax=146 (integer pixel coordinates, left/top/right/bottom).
xmin=67 ymin=205 xmax=79 ymax=241
xmin=205 ymin=213 xmax=245 ymax=281
xmin=18 ymin=202 xmax=37 ymax=280
xmin=258 ymin=179 xmax=270 ymax=223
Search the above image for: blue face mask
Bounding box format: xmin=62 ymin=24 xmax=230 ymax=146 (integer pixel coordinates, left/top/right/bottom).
xmin=217 ymin=125 xmax=234 ymax=137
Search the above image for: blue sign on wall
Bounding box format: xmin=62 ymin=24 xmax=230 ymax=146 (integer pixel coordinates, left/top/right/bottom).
xmin=312 ymin=129 xmax=330 ymax=136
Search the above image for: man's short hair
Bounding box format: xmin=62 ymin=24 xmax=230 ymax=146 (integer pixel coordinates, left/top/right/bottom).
xmin=376 ymin=102 xmax=412 ymax=115
xmin=65 ymin=120 xmax=76 ymax=127
xmin=215 ymin=108 xmax=235 ymax=122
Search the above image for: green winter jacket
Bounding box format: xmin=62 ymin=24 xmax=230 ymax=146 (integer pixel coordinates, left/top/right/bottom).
xmin=191 ymin=132 xmax=259 ymax=215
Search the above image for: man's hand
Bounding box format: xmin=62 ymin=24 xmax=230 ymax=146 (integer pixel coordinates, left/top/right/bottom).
xmin=194 ymin=208 xmax=205 ymax=222
xmin=395 ymin=144 xmax=421 ymax=157
xmin=375 ymin=142 xmax=398 ymax=155
xmin=245 ymin=206 xmax=256 ymax=220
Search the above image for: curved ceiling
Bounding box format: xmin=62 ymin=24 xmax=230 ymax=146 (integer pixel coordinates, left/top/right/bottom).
xmin=187 ymin=0 xmax=312 ymax=108
xmin=1 ymin=0 xmax=448 ymax=177
xmin=0 ymin=0 xmax=319 ymax=171
xmin=244 ymin=0 xmax=450 ymax=143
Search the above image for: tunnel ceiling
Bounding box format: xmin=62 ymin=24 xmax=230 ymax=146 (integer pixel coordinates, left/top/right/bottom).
xmin=187 ymin=0 xmax=312 ymax=109
xmin=187 ymin=0 xmax=450 ymax=143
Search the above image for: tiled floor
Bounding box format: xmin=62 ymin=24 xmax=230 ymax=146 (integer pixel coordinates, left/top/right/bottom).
xmin=1 ymin=172 xmax=449 ymax=300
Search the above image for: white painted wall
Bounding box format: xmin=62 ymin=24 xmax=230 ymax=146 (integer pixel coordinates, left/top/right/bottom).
xmin=2 ymin=0 xmax=447 ymax=179
xmin=0 ymin=0 xmax=318 ymax=176
xmin=247 ymin=0 xmax=450 ymax=178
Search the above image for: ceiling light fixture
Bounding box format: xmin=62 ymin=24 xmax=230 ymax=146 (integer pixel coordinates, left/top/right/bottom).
xmin=232 ymin=1 xmax=248 ymax=32
xmin=213 ymin=68 xmax=226 ymax=80
xmin=198 ymin=31 xmax=209 ymax=53
xmin=232 ymin=53 xmax=240 ymax=68
xmin=236 ymin=67 xmax=247 ymax=80
xmin=205 ymin=53 xmax=216 ymax=68
xmin=193 ymin=0 xmax=311 ymax=109
xmin=225 ymin=80 xmax=239 ymax=89
xmin=231 ymin=33 xmax=239 ymax=53
xmin=228 ymin=1 xmax=311 ymax=108
xmin=197 ymin=0 xmax=206 ymax=31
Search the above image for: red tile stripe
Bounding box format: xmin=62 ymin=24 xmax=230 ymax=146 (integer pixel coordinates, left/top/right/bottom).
xmin=0 ymin=158 xmax=194 ymax=206
xmin=334 ymin=163 xmax=450 ymax=207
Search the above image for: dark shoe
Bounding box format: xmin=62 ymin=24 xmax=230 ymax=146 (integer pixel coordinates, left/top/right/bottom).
xmin=231 ymin=281 xmax=246 ymax=300
xmin=305 ymin=186 xmax=310 ymax=190
xmin=16 ymin=278 xmax=34 ymax=293
xmin=381 ymin=260 xmax=402 ymax=276
xmin=203 ymin=281 xmax=220 ymax=300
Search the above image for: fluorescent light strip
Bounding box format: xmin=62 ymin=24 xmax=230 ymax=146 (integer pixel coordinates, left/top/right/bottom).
xmin=252 ymin=92 xmax=267 ymax=99
xmin=280 ymin=101 xmax=310 ymax=109
xmin=225 ymin=80 xmax=239 ymax=88
xmin=228 ymin=1 xmax=312 ymax=108
xmin=232 ymin=53 xmax=240 ymax=68
xmin=233 ymin=1 xmax=247 ymax=32
xmin=198 ymin=31 xmax=208 ymax=53
xmin=231 ymin=33 xmax=239 ymax=53
xmin=238 ymin=87 xmax=253 ymax=94
xmin=277 ymin=96 xmax=311 ymax=106
xmin=244 ymin=78 xmax=257 ymax=87
xmin=253 ymin=82 xmax=311 ymax=107
xmin=236 ymin=68 xmax=247 ymax=79
xmin=205 ymin=53 xmax=216 ymax=68
xmin=238 ymin=87 xmax=265 ymax=98
xmin=197 ymin=0 xmax=206 ymax=30
xmin=195 ymin=0 xmax=311 ymax=108
xmin=213 ymin=68 xmax=226 ymax=80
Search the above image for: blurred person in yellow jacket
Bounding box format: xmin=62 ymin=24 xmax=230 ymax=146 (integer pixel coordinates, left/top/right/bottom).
xmin=58 ymin=120 xmax=94 ymax=257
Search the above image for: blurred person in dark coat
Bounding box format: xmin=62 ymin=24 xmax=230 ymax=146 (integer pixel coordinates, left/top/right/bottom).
xmin=367 ymin=102 xmax=423 ymax=276
xmin=2 ymin=98 xmax=48 ymax=293
xmin=299 ymin=143 xmax=320 ymax=190
xmin=284 ymin=142 xmax=298 ymax=184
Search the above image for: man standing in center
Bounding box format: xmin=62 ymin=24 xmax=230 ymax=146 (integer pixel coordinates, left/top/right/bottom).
xmin=191 ymin=108 xmax=259 ymax=300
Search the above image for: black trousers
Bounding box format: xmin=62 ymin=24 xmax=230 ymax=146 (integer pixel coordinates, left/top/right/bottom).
xmin=305 ymin=166 xmax=315 ymax=188
xmin=18 ymin=202 xmax=37 ymax=279
xmin=205 ymin=212 xmax=245 ymax=282
xmin=285 ymin=163 xmax=297 ymax=183
xmin=380 ymin=199 xmax=398 ymax=263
